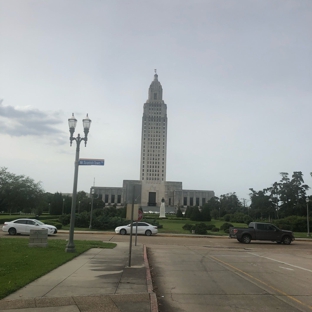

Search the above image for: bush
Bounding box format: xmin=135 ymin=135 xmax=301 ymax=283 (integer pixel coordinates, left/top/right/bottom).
xmin=190 ymin=207 xmax=203 ymax=221
xmin=182 ymin=224 xmax=194 ymax=231
xmin=206 ymin=224 xmax=215 ymax=230
xmin=211 ymin=227 xmax=219 ymax=232
xmin=44 ymin=221 xmax=62 ymax=229
xmin=92 ymin=216 xmax=125 ymax=230
xmin=75 ymin=211 xmax=89 ymax=228
xmin=192 ymin=223 xmax=207 ymax=235
xmin=220 ymin=222 xmax=233 ymax=233
xmin=58 ymin=214 xmax=70 ymax=226
xmin=176 ymin=208 xmax=183 ymax=218
xmin=223 ymin=214 xmax=231 ymax=222
xmin=273 ymin=216 xmax=309 ymax=232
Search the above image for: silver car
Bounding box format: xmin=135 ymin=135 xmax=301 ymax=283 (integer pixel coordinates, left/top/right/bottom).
xmin=2 ymin=219 xmax=57 ymax=235
xmin=115 ymin=222 xmax=158 ymax=236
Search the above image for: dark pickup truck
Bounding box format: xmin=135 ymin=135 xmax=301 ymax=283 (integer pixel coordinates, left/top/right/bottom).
xmin=229 ymin=222 xmax=295 ymax=245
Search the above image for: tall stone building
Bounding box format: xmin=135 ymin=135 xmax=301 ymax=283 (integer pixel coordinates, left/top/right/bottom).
xmin=92 ymin=72 xmax=214 ymax=211
xmin=140 ymin=72 xmax=167 ymax=206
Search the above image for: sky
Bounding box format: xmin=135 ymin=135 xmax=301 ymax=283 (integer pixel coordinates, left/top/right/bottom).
xmin=0 ymin=0 xmax=311 ymax=202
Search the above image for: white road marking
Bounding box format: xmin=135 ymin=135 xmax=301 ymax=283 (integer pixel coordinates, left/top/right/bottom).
xmin=279 ymin=266 xmax=294 ymax=271
xmin=249 ymin=252 xmax=312 ymax=273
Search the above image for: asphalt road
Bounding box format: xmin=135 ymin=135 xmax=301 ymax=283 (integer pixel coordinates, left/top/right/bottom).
xmin=2 ymin=230 xmax=312 ymax=311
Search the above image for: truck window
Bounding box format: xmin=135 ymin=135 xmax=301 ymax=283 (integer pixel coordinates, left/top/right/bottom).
xmin=257 ymin=224 xmax=265 ymax=230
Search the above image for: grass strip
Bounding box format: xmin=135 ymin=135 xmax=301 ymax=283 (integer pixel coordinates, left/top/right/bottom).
xmin=0 ymin=238 xmax=116 ymax=299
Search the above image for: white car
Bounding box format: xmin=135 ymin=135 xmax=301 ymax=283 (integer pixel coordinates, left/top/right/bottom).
xmin=2 ymin=219 xmax=57 ymax=236
xmin=115 ymin=222 xmax=158 ymax=236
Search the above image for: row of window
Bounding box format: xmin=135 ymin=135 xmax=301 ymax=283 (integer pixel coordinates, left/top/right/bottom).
xmin=183 ymin=197 xmax=206 ymax=206
xmin=142 ymin=177 xmax=164 ymax=181
xmin=104 ymin=194 xmax=122 ymax=204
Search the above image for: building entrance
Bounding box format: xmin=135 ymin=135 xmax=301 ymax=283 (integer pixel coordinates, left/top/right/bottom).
xmin=148 ymin=192 xmax=157 ymax=206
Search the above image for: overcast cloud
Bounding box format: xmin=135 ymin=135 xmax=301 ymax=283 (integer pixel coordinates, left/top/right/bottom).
xmin=0 ymin=0 xmax=311 ymax=200
xmin=0 ymin=100 xmax=64 ymax=138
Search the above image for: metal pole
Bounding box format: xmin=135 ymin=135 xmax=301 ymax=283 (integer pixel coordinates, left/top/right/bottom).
xmin=89 ymin=190 xmax=94 ymax=229
xmin=65 ymin=136 xmax=81 ymax=253
xmin=307 ymin=200 xmax=310 ymax=237
xmin=62 ymin=199 xmax=65 ymax=215
xmin=128 ymin=185 xmax=135 ymax=267
xmin=135 ymin=222 xmax=138 ymax=246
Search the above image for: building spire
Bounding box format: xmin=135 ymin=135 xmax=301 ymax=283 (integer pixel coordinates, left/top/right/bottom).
xmin=154 ymin=69 xmax=158 ymax=80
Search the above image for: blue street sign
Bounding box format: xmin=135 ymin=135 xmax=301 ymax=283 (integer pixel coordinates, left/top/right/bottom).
xmin=79 ymin=159 xmax=105 ymax=166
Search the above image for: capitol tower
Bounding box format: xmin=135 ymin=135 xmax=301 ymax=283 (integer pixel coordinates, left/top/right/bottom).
xmin=140 ymin=71 xmax=167 ymax=206
xmin=92 ymin=72 xmax=214 ymax=211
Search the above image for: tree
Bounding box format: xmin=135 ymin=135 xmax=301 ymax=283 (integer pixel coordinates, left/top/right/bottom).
xmin=249 ymin=172 xmax=310 ymax=220
xmin=201 ymin=203 xmax=211 ymax=221
xmin=0 ymin=167 xmax=44 ymax=214
xmin=249 ymin=188 xmax=275 ymax=220
xmin=176 ymin=207 xmax=183 ymax=218
xmin=219 ymin=193 xmax=242 ymax=216
xmin=190 ymin=206 xmax=203 ymax=221
xmin=205 ymin=196 xmax=221 ymax=219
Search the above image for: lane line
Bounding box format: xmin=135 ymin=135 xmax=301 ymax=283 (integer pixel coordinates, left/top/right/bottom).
xmin=248 ymin=252 xmax=312 ymax=273
xmin=279 ymin=266 xmax=294 ymax=271
xmin=210 ymin=255 xmax=312 ymax=310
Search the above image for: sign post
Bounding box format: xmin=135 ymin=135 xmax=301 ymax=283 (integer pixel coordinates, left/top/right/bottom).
xmin=135 ymin=207 xmax=143 ymax=246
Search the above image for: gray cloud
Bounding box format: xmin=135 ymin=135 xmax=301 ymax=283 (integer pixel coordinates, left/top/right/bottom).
xmin=0 ymin=100 xmax=65 ymax=140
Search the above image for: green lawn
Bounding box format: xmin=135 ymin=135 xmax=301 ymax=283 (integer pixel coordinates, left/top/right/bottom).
xmin=0 ymin=238 xmax=116 ymax=300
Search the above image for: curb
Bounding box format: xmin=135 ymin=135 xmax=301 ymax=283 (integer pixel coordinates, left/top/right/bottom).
xmin=144 ymin=245 xmax=158 ymax=312
xmin=56 ymin=230 xmax=312 ymax=241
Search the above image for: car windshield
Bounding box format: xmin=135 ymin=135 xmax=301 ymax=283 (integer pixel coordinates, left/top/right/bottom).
xmin=35 ymin=220 xmax=44 ymax=225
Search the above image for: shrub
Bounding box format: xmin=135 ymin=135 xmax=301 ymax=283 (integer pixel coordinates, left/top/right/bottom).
xmin=75 ymin=211 xmax=90 ymax=228
xmin=185 ymin=207 xmax=193 ymax=218
xmin=45 ymin=221 xmax=62 ymax=229
xmin=58 ymin=214 xmax=70 ymax=226
xmin=243 ymin=215 xmax=253 ymax=225
xmin=220 ymin=222 xmax=233 ymax=233
xmin=201 ymin=205 xmax=211 ymax=221
xmin=223 ymin=214 xmax=231 ymax=222
xmin=211 ymin=227 xmax=219 ymax=232
xmin=273 ymin=216 xmax=308 ymax=232
xmin=206 ymin=224 xmax=215 ymax=230
xmin=176 ymin=208 xmax=183 ymax=218
xmin=190 ymin=207 xmax=203 ymax=221
xmin=192 ymin=223 xmax=207 ymax=235
xmin=182 ymin=224 xmax=194 ymax=231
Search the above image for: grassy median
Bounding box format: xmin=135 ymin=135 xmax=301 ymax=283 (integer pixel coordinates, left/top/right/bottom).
xmin=0 ymin=238 xmax=116 ymax=300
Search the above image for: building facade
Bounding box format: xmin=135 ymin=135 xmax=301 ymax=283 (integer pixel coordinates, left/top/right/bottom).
xmin=92 ymin=72 xmax=214 ymax=210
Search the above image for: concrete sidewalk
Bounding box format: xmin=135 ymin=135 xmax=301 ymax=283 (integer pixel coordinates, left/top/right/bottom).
xmin=0 ymin=242 xmax=157 ymax=312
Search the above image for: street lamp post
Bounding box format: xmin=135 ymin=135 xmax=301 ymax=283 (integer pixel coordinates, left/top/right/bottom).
xmin=65 ymin=113 xmax=91 ymax=253
xmin=62 ymin=198 xmax=65 ymax=215
xmin=89 ymin=188 xmax=94 ymax=229
xmin=306 ymin=198 xmax=310 ymax=238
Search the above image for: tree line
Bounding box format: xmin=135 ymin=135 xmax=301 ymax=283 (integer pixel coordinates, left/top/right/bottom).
xmin=202 ymin=171 xmax=310 ymax=221
xmin=0 ymin=167 xmax=310 ymax=220
xmin=0 ymin=167 xmax=103 ymax=215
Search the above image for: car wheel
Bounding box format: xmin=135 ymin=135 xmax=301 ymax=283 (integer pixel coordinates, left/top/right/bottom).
xmin=282 ymin=236 xmax=292 ymax=245
xmin=8 ymin=228 xmax=17 ymax=235
xmin=145 ymin=230 xmax=152 ymax=236
xmin=237 ymin=238 xmax=243 ymax=243
xmin=54 ymin=229 xmax=57 ymax=234
xmin=120 ymin=229 xmax=127 ymax=235
xmin=242 ymin=234 xmax=251 ymax=244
